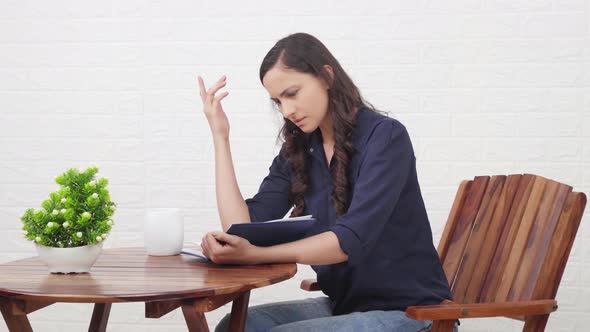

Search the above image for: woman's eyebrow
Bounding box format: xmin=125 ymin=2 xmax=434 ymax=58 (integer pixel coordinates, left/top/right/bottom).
xmin=270 ymin=85 xmax=298 ymax=101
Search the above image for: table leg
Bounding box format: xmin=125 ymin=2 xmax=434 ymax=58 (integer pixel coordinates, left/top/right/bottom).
xmin=88 ymin=303 xmax=111 ymax=332
xmin=0 ymin=297 xmax=33 ymax=332
xmin=228 ymin=291 xmax=250 ymax=332
xmin=182 ymin=304 xmax=209 ymax=332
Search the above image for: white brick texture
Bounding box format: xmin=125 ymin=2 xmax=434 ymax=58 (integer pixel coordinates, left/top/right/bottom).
xmin=0 ymin=0 xmax=589 ymax=331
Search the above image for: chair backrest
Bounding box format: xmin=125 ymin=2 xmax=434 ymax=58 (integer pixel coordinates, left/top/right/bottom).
xmin=437 ymin=174 xmax=586 ymax=305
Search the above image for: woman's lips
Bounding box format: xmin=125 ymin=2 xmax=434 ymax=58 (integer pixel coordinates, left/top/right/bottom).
xmin=294 ymin=117 xmax=306 ymax=126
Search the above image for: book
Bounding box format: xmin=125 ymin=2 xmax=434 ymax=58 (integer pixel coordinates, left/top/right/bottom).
xmin=180 ymin=248 xmax=211 ymax=262
xmin=227 ymin=215 xmax=316 ymax=247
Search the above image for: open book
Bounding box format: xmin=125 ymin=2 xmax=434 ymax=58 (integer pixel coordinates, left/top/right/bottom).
xmin=180 ymin=246 xmax=211 ymax=263
xmin=180 ymin=247 xmax=211 ymax=262
xmin=227 ymin=215 xmax=316 ymax=247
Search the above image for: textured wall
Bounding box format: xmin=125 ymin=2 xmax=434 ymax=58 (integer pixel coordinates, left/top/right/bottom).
xmin=0 ymin=0 xmax=588 ymax=331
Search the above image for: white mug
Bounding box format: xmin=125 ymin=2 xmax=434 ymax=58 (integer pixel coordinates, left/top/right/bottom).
xmin=144 ymin=208 xmax=184 ymax=256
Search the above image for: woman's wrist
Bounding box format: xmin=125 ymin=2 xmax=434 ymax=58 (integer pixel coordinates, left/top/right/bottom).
xmin=249 ymin=243 xmax=299 ymax=265
xmin=212 ymin=135 xmax=230 ymax=146
xmin=248 ymin=245 xmax=266 ymax=264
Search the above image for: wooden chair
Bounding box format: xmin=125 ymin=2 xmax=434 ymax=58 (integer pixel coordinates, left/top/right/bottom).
xmin=300 ymin=174 xmax=586 ymax=332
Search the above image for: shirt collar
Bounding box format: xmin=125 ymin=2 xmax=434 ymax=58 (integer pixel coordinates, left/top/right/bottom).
xmin=308 ymin=105 xmax=371 ymax=156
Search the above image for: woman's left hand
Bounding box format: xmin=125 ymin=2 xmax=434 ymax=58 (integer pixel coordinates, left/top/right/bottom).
xmin=200 ymin=231 xmax=261 ymax=265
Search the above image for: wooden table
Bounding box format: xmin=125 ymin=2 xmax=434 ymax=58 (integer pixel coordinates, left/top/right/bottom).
xmin=0 ymin=247 xmax=297 ymax=332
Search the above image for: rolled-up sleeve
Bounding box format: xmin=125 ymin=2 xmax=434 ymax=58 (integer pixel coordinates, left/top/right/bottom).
xmin=330 ymin=120 xmax=415 ymax=266
xmin=245 ymin=147 xmax=292 ymax=222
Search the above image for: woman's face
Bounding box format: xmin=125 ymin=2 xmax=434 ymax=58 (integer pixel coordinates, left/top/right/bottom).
xmin=262 ymin=65 xmax=331 ymax=134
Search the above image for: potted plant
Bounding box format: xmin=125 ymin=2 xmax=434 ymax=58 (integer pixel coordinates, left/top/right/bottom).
xmin=20 ymin=166 xmax=116 ymax=273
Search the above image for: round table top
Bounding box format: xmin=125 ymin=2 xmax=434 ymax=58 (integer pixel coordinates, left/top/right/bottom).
xmin=0 ymin=247 xmax=297 ymax=303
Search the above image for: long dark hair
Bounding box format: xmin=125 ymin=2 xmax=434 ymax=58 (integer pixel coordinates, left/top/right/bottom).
xmin=259 ymin=32 xmax=378 ymax=217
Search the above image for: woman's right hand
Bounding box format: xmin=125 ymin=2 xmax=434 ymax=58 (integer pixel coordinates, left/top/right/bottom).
xmin=198 ymin=75 xmax=230 ymax=140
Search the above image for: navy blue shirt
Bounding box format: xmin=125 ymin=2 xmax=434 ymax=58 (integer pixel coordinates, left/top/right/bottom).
xmin=245 ymin=106 xmax=452 ymax=315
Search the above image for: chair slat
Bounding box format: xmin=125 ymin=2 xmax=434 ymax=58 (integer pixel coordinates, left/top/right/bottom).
xmin=438 ymin=180 xmax=471 ymax=264
xmin=530 ymin=192 xmax=586 ymax=301
xmin=442 ymin=176 xmax=489 ymax=289
xmin=464 ymin=175 xmax=522 ymax=303
xmin=479 ymin=174 xmax=536 ymax=302
xmin=494 ymin=176 xmax=548 ymax=302
xmin=452 ymin=175 xmax=507 ymax=303
xmin=511 ymin=181 xmax=571 ymax=301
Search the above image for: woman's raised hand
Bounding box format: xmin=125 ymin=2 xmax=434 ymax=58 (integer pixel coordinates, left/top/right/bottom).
xmin=198 ymin=75 xmax=230 ymax=140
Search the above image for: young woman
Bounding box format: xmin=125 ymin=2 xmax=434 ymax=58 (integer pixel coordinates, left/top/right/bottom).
xmin=198 ymin=33 xmax=455 ymax=332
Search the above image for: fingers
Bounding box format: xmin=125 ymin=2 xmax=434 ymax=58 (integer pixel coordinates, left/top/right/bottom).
xmin=206 ymin=78 xmax=227 ymax=101
xmin=200 ymin=235 xmax=210 ymax=257
xmin=206 ymin=233 xmax=224 ymax=252
xmin=197 ymin=76 xmax=207 ymax=103
xmin=207 ymin=75 xmax=226 ymax=92
xmin=215 ymin=91 xmax=229 ymax=102
xmin=201 ymin=231 xmax=238 ymax=263
xmin=202 ymin=234 xmax=217 ymax=260
xmin=198 ymin=75 xmax=227 ymax=104
xmin=212 ymin=232 xmax=240 ymax=246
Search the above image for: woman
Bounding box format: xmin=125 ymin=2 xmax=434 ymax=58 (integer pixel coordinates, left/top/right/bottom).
xmin=198 ymin=32 xmax=454 ymax=332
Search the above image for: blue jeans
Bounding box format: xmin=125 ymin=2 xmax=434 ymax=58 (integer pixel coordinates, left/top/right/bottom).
xmin=215 ymin=297 xmax=458 ymax=332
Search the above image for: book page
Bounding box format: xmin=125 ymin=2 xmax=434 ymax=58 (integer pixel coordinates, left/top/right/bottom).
xmin=180 ymin=247 xmax=210 ymax=261
xmin=263 ymin=215 xmax=314 ymax=223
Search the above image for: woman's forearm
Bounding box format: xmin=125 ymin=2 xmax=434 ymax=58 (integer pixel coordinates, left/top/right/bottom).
xmin=255 ymin=231 xmax=348 ymax=265
xmin=213 ymin=137 xmax=250 ymax=232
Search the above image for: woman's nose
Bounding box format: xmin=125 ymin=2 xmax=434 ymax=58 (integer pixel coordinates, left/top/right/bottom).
xmin=282 ymin=103 xmax=296 ymax=120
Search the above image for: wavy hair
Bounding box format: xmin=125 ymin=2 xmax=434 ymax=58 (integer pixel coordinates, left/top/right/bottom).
xmin=259 ymin=33 xmax=378 ymax=217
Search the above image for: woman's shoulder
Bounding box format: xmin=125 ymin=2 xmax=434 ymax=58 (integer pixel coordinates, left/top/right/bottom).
xmin=355 ymin=107 xmax=409 ymax=145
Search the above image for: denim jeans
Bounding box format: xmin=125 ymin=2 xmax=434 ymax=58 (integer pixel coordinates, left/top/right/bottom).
xmin=215 ymin=297 xmax=458 ymax=332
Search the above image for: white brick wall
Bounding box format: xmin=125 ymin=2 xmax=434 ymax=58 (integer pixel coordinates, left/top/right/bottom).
xmin=0 ymin=0 xmax=588 ymax=331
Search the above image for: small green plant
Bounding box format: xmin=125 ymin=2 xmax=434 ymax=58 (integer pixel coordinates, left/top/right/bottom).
xmin=21 ymin=166 xmax=116 ymax=248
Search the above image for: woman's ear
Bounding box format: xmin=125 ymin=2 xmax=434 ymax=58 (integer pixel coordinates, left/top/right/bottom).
xmin=322 ymin=64 xmax=334 ymax=89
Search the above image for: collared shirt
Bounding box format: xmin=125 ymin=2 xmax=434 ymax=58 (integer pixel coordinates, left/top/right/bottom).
xmin=245 ymin=106 xmax=452 ymax=315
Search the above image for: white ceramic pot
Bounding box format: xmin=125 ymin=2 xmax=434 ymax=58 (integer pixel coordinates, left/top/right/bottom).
xmin=35 ymin=242 xmax=104 ymax=273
